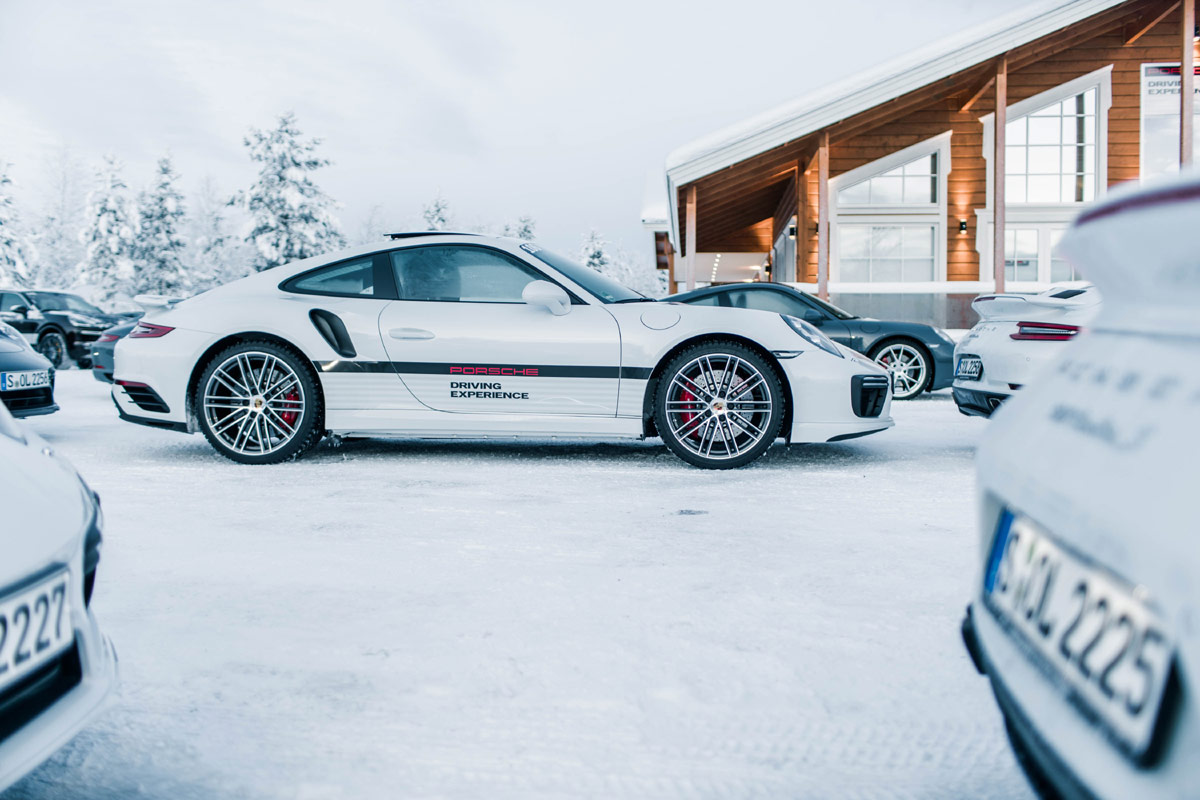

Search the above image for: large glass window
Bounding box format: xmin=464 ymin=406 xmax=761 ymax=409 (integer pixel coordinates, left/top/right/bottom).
xmin=391 ymin=246 xmax=546 ymax=303
xmin=287 ymin=256 xmax=376 ymax=297
xmin=837 ymin=153 xmax=937 ymax=206
xmin=1004 ymin=88 xmax=1097 ymax=204
xmin=839 ymin=225 xmax=935 ymax=282
xmin=1004 ymin=229 xmax=1039 ymax=282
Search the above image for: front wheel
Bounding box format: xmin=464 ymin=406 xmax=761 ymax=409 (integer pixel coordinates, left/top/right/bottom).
xmin=195 ymin=341 xmax=324 ymax=464
xmin=871 ymin=340 xmax=930 ymax=400
xmin=654 ymin=341 xmax=785 ymax=469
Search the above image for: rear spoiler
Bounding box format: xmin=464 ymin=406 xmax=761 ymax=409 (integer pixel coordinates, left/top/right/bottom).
xmin=133 ymin=294 xmax=186 ymax=310
xmin=971 ymin=288 xmax=1097 ymax=322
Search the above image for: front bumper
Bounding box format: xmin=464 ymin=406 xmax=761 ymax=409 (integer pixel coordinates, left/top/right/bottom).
xmin=778 ymin=352 xmax=894 ymax=443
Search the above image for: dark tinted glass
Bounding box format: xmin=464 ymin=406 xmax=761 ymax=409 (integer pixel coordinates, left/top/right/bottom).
xmin=391 ymin=246 xmax=545 ymax=303
xmin=289 ymin=256 xmax=376 ymax=297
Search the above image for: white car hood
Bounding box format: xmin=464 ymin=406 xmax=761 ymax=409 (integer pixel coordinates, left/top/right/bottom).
xmin=0 ymin=433 xmax=88 ymax=589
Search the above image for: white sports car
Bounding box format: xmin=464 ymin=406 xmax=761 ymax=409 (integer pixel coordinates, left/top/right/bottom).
xmin=0 ymin=402 xmax=118 ymax=792
xmin=112 ymin=234 xmax=893 ymax=468
xmin=961 ymin=172 xmax=1199 ymax=797
xmin=952 ymin=285 xmax=1101 ymax=417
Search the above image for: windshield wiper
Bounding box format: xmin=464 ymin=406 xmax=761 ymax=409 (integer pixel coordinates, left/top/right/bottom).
xmin=613 ymin=297 xmax=654 ymax=303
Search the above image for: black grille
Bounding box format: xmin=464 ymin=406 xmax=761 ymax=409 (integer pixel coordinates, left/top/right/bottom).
xmin=851 ymin=375 xmax=889 ymax=418
xmin=120 ymin=383 xmax=170 ymax=414
xmin=0 ymin=642 xmax=82 ymax=745
xmin=0 ymin=387 xmax=54 ymax=413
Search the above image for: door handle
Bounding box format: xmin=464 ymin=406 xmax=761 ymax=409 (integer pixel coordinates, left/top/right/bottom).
xmin=388 ymin=327 xmax=435 ymax=340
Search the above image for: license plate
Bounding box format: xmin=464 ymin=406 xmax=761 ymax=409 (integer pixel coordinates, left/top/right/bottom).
xmin=0 ymin=570 xmax=73 ymax=694
xmin=0 ymin=370 xmax=50 ymax=392
xmin=984 ymin=512 xmax=1174 ymax=758
xmin=955 ymin=357 xmax=983 ymax=380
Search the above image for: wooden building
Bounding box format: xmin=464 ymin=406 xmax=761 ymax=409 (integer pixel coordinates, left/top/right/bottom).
xmin=646 ymin=0 xmax=1198 ymax=326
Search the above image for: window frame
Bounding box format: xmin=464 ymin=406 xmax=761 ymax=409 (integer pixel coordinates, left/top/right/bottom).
xmin=280 ymin=252 xmax=396 ymax=300
xmin=387 ymin=244 xmax=585 ymax=306
xmin=829 ymin=132 xmax=951 ymax=284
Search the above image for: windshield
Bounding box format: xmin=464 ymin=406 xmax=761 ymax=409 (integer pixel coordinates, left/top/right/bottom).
xmin=801 ymin=291 xmax=857 ymax=320
xmin=26 ymin=292 xmax=105 ymax=316
xmin=521 ymin=245 xmax=644 ymax=304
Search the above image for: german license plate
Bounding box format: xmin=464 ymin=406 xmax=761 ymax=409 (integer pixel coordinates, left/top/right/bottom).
xmin=0 ymin=370 xmax=50 ymax=392
xmin=984 ymin=512 xmax=1173 ymax=758
xmin=955 ymin=357 xmax=982 ymax=380
xmin=0 ymin=570 xmax=73 ymax=694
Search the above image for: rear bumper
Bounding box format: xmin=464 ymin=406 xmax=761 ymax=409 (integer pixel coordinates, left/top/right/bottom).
xmin=952 ymin=385 xmax=1010 ymax=418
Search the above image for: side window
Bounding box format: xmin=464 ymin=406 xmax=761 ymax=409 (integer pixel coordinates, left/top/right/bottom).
xmin=0 ymin=293 xmax=20 ymax=312
xmin=287 ymin=256 xmax=376 ymax=297
xmin=391 ymin=246 xmax=545 ymax=303
xmin=682 ymin=294 xmax=722 ymax=307
xmin=728 ymin=290 xmax=805 ymax=315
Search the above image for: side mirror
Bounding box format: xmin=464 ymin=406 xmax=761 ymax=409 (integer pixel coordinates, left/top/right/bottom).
xmin=801 ymin=307 xmax=824 ymax=324
xmin=522 ymin=280 xmax=571 ymax=316
xmin=9 ymin=305 xmax=29 ymax=317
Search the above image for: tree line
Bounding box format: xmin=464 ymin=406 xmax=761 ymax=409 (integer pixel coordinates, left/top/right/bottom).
xmin=0 ymin=113 xmax=663 ymax=308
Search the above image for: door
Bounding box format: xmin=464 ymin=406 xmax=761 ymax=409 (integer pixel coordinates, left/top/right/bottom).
xmin=378 ymin=244 xmax=622 ymax=415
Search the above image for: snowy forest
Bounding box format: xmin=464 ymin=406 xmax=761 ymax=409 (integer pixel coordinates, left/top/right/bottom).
xmin=0 ymin=113 xmax=664 ymax=310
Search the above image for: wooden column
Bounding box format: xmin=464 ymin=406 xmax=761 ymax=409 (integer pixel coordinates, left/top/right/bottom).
xmin=665 ymin=237 xmax=676 ymax=294
xmin=795 ymin=163 xmax=807 ymax=284
xmin=993 ymin=55 xmax=1008 ymax=293
xmin=1183 ymin=0 xmax=1195 ymax=166
xmin=816 ymin=132 xmax=830 ymax=300
xmin=684 ymin=185 xmax=697 ymax=291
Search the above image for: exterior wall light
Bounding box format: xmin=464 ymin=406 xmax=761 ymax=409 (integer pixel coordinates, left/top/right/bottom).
xmin=959 ymin=219 xmax=968 ymax=234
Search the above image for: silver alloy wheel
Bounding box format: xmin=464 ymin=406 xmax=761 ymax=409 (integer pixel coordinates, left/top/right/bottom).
xmin=664 ymin=353 xmax=774 ymax=461
xmin=873 ymin=342 xmax=928 ymax=399
xmin=202 ymin=351 xmax=306 ymax=456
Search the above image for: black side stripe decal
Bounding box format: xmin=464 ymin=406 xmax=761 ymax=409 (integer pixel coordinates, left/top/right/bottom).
xmin=313 ymin=360 xmax=653 ymax=380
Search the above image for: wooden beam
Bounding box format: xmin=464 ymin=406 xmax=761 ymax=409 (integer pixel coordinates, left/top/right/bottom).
xmin=685 ymin=185 xmax=697 ymax=292
xmin=958 ymin=64 xmax=997 ymax=113
xmin=816 ymin=132 xmax=830 ymax=301
xmin=796 ymin=161 xmax=807 ymax=284
xmin=1183 ymin=0 xmax=1195 ymax=165
xmin=993 ymin=55 xmax=1008 ymax=293
xmin=1125 ymin=0 xmax=1179 ymax=45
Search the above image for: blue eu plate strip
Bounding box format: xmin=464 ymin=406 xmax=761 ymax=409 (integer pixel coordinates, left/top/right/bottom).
xmin=984 ymin=510 xmax=1014 ymax=593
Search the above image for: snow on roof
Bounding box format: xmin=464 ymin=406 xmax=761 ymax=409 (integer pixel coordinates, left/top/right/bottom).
xmin=641 ymin=169 xmax=669 ymax=231
xmin=665 ymin=0 xmax=1127 ymax=194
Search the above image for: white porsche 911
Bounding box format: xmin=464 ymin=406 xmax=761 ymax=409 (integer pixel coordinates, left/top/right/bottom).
xmin=952 ymin=285 xmax=1101 ymax=417
xmin=961 ymin=172 xmax=1199 ymax=798
xmin=0 ymin=402 xmax=117 ymax=792
xmin=112 ymin=234 xmax=893 ymax=468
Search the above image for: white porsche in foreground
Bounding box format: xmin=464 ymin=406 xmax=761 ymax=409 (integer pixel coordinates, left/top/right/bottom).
xmin=0 ymin=402 xmax=118 ymax=792
xmin=952 ymin=285 xmax=1101 ymax=417
xmin=112 ymin=234 xmax=893 ymax=469
xmin=961 ymin=172 xmax=1200 ymax=797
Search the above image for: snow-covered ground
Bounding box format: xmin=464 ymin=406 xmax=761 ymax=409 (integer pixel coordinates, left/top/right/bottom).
xmin=9 ymin=372 xmax=1032 ymax=799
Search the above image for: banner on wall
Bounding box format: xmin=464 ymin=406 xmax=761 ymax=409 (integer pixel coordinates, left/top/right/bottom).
xmin=1140 ymin=63 xmax=1200 ymax=178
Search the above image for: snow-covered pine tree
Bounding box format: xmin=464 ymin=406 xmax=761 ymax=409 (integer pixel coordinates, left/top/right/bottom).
xmin=580 ymin=229 xmax=610 ymax=273
xmin=133 ymin=155 xmax=189 ymax=295
xmin=579 ymin=229 xmax=664 ymax=297
xmin=77 ymin=156 xmax=138 ymax=303
xmin=422 ymin=196 xmax=450 ymax=231
xmin=189 ymin=176 xmax=252 ymax=289
xmin=31 ymin=146 xmax=86 ymax=288
xmin=502 ymin=215 xmax=536 ymax=241
xmin=0 ymin=162 xmax=34 ymax=288
xmin=231 ymin=112 xmax=346 ymax=271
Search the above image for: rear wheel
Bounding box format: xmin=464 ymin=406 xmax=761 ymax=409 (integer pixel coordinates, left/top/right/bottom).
xmin=37 ymin=331 xmax=67 ymax=368
xmin=654 ymin=341 xmax=785 ymax=469
xmin=195 ymin=341 xmax=324 ymax=464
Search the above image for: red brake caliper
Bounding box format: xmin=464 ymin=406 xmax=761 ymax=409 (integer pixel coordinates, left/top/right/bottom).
xmin=279 ymin=390 xmax=300 ymax=429
xmin=680 ymin=388 xmax=700 ymax=438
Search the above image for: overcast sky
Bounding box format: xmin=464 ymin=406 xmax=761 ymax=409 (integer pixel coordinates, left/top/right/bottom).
xmin=2 ymin=0 xmax=1019 ymax=260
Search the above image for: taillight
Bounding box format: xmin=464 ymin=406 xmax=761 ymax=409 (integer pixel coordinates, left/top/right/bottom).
xmin=97 ymin=333 xmax=120 ymax=343
xmin=1010 ymin=321 xmax=1081 ymax=341
xmin=128 ymin=322 xmax=174 ymax=339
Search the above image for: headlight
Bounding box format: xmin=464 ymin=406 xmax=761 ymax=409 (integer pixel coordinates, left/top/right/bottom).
xmin=782 ymin=315 xmax=843 ymax=358
xmin=0 ymin=321 xmax=22 ymax=342
xmin=65 ymin=312 xmax=106 ymax=327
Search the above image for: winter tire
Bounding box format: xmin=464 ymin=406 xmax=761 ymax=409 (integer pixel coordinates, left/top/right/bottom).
xmin=654 ymin=341 xmax=785 ymax=469
xmin=870 ymin=340 xmax=930 ymax=400
xmin=195 ymin=340 xmax=324 ymax=464
xmin=37 ymin=331 xmax=68 ymax=369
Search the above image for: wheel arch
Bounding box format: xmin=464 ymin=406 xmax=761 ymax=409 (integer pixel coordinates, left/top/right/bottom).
xmin=186 ymin=331 xmax=325 ymax=427
xmin=640 ymin=333 xmax=793 ymax=439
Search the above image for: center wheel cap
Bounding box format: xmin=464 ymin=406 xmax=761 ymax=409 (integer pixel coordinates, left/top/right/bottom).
xmin=252 ymin=396 xmax=265 ymax=412
xmin=712 ymin=400 xmax=727 ymax=414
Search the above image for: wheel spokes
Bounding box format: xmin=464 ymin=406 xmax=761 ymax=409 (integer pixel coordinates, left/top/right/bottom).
xmin=665 ymin=353 xmax=774 ymax=460
xmin=204 ymin=352 xmax=306 ymax=455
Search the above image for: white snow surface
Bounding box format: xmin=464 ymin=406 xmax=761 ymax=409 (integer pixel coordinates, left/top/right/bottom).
xmin=9 ymin=373 xmax=1033 ymax=799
